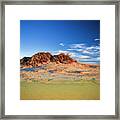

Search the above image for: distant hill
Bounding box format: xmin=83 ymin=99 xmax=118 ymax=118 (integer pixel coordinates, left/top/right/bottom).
xmin=20 ymin=52 xmax=77 ymax=68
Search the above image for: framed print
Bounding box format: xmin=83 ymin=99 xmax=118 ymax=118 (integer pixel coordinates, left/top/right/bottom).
xmin=0 ymin=0 xmax=119 ymax=119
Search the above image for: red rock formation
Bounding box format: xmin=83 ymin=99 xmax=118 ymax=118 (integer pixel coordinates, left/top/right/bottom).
xmin=20 ymin=57 xmax=31 ymax=68
xmin=54 ymin=53 xmax=77 ymax=64
xmin=20 ymin=52 xmax=77 ymax=68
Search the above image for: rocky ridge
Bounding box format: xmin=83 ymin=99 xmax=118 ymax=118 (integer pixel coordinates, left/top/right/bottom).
xmin=20 ymin=52 xmax=77 ymax=68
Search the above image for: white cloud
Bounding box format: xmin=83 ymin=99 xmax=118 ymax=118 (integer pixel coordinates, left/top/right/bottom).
xmin=51 ymin=50 xmax=70 ymax=55
xmin=82 ymin=50 xmax=90 ymax=54
xmin=69 ymin=53 xmax=76 ymax=57
xmin=67 ymin=48 xmax=83 ymax=52
xmin=59 ymin=43 xmax=64 ymax=46
xmin=67 ymin=48 xmax=75 ymax=51
xmin=76 ymin=49 xmax=83 ymax=52
xmin=79 ymin=55 xmax=91 ymax=59
xmin=67 ymin=44 xmax=100 ymax=61
xmin=86 ymin=46 xmax=95 ymax=50
xmin=70 ymin=44 xmax=85 ymax=49
xmin=56 ymin=50 xmax=68 ymax=54
xmin=94 ymin=38 xmax=100 ymax=41
xmin=96 ymin=57 xmax=100 ymax=60
xmin=86 ymin=46 xmax=100 ymax=50
xmin=95 ymin=46 xmax=100 ymax=50
xmin=93 ymin=49 xmax=98 ymax=52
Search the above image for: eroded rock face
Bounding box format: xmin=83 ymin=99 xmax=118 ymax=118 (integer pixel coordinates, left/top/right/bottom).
xmin=20 ymin=52 xmax=77 ymax=68
xmin=20 ymin=57 xmax=31 ymax=68
xmin=54 ymin=53 xmax=77 ymax=64
xmin=30 ymin=52 xmax=52 ymax=67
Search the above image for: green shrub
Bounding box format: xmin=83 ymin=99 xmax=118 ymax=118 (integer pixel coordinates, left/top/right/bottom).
xmin=91 ymin=78 xmax=96 ymax=80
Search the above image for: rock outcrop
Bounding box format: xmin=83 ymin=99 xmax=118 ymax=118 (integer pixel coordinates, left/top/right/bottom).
xmin=20 ymin=52 xmax=77 ymax=68
xmin=20 ymin=57 xmax=31 ymax=67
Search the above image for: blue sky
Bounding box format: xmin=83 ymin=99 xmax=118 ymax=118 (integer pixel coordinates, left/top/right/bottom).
xmin=20 ymin=20 xmax=100 ymax=64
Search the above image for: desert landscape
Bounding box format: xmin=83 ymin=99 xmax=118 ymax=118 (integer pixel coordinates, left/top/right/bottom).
xmin=20 ymin=52 xmax=100 ymax=100
xmin=20 ymin=20 xmax=100 ymax=100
